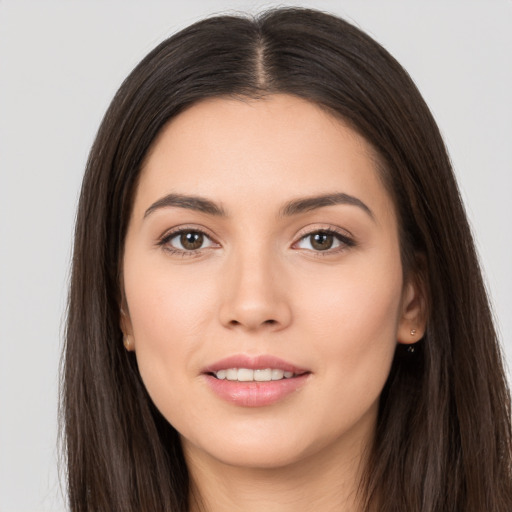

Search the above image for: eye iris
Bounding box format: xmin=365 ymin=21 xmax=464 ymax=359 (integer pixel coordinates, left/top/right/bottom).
xmin=180 ymin=231 xmax=204 ymax=250
xmin=311 ymin=232 xmax=333 ymax=250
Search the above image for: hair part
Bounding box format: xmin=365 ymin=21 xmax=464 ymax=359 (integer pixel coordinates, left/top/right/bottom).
xmin=62 ymin=7 xmax=512 ymax=511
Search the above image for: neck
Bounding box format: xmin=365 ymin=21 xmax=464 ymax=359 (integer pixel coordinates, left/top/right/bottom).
xmin=185 ymin=428 xmax=373 ymax=512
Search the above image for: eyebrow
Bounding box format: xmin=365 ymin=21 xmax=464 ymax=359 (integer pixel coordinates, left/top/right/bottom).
xmin=143 ymin=192 xmax=374 ymax=220
xmin=280 ymin=193 xmax=374 ymax=220
xmin=144 ymin=193 xmax=227 ymax=218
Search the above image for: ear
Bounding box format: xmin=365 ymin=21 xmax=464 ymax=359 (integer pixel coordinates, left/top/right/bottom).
xmin=120 ymin=303 xmax=135 ymax=351
xmin=397 ymin=271 xmax=428 ymax=345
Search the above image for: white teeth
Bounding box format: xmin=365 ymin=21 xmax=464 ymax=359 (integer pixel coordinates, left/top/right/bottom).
xmin=237 ymin=368 xmax=254 ymax=382
xmin=254 ymin=369 xmax=272 ymax=381
xmin=213 ymin=368 xmax=298 ymax=382
xmin=271 ymin=369 xmax=284 ymax=380
xmin=226 ymin=368 xmax=238 ymax=380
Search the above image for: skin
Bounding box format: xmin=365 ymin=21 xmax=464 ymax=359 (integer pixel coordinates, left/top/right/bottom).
xmin=122 ymin=94 xmax=425 ymax=511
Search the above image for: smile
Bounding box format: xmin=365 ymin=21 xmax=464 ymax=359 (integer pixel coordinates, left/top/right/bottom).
xmin=213 ymin=368 xmax=300 ymax=381
xmin=203 ymin=355 xmax=311 ymax=407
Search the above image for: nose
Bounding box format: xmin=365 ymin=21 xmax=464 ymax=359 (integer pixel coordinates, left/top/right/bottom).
xmin=218 ymin=247 xmax=292 ymax=332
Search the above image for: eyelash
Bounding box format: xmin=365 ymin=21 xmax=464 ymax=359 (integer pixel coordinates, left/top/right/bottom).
xmin=293 ymin=227 xmax=356 ymax=256
xmin=157 ymin=226 xmax=356 ymax=257
xmin=158 ymin=226 xmax=218 ymax=257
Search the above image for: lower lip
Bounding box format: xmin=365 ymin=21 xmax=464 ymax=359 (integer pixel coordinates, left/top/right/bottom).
xmin=204 ymin=374 xmax=310 ymax=407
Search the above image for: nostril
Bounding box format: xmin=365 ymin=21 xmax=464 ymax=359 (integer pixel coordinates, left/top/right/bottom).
xmin=227 ymin=318 xmax=277 ymax=328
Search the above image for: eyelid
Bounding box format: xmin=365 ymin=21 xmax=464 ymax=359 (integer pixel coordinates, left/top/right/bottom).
xmin=156 ymin=223 xmax=355 ymax=256
xmin=293 ymin=224 xmax=354 ymax=241
xmin=292 ymin=224 xmax=356 ymax=253
xmin=157 ymin=224 xmax=220 ymax=254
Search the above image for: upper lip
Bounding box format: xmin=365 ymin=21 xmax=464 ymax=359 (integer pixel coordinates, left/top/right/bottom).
xmin=202 ymin=354 xmax=309 ymax=375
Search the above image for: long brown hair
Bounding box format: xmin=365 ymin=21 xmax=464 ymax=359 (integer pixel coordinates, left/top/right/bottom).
xmin=62 ymin=7 xmax=512 ymax=511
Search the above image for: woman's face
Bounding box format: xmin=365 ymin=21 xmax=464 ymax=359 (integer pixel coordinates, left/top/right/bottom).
xmin=122 ymin=94 xmax=422 ymax=470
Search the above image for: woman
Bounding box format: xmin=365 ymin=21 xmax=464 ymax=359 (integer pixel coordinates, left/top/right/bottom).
xmin=62 ymin=7 xmax=512 ymax=511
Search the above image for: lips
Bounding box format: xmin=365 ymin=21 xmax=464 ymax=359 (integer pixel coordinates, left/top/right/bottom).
xmin=203 ymin=354 xmax=308 ymax=375
xmin=202 ymin=354 xmax=311 ymax=407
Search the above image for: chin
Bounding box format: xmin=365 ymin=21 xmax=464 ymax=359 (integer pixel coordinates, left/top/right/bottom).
xmin=189 ymin=438 xmax=311 ymax=470
xmin=180 ymin=418 xmax=356 ymax=473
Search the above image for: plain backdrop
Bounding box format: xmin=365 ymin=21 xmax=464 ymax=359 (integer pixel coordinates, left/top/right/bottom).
xmin=0 ymin=1 xmax=511 ymax=510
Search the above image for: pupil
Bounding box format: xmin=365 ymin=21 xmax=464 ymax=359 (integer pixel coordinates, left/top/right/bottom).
xmin=180 ymin=232 xmax=203 ymax=250
xmin=311 ymin=232 xmax=333 ymax=250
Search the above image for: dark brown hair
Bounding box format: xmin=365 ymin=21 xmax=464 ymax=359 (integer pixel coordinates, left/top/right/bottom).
xmin=62 ymin=7 xmax=512 ymax=511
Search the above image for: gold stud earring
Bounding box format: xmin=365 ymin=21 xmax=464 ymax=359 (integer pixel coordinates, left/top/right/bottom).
xmin=410 ymin=329 xmax=417 ymax=336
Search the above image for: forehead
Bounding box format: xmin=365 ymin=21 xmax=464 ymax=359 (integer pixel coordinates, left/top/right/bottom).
xmin=135 ymin=94 xmax=393 ymax=220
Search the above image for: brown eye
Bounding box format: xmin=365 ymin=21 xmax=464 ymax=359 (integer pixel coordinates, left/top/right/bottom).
xmin=180 ymin=231 xmax=204 ymax=250
xmin=310 ymin=232 xmax=334 ymax=251
xmin=162 ymin=229 xmax=216 ymax=253
xmin=294 ymin=229 xmax=354 ymax=253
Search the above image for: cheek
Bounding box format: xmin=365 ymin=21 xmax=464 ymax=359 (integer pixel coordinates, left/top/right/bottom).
xmin=300 ymin=257 xmax=402 ymax=317
xmin=123 ymin=261 xmax=218 ymax=408
xmin=125 ymin=259 xmax=217 ymax=340
xmin=295 ymin=257 xmax=403 ymax=385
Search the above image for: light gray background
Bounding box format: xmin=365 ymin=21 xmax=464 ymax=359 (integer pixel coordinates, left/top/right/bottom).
xmin=1 ymin=1 xmax=511 ymax=510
